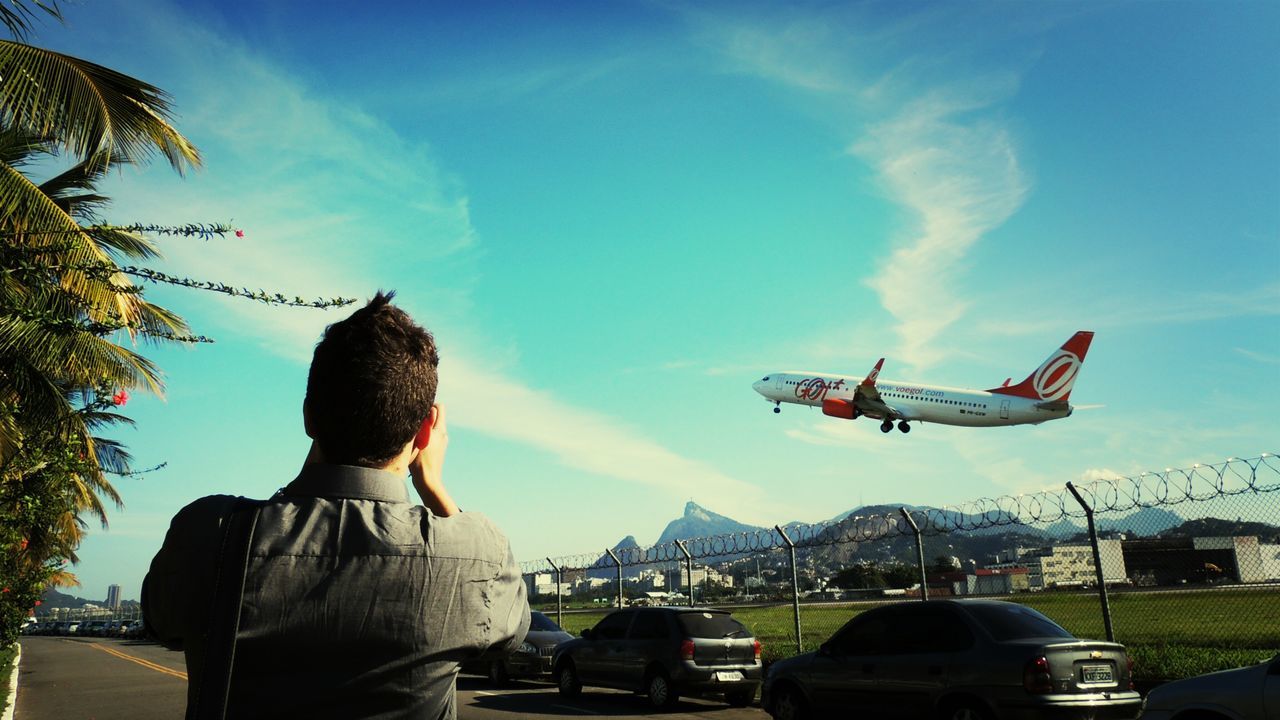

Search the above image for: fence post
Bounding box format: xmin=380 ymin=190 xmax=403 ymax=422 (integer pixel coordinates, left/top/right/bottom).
xmin=606 ymin=549 xmax=624 ymax=608
xmin=899 ymin=507 xmax=928 ymax=601
xmin=1066 ymin=482 xmax=1115 ymax=642
xmin=546 ymin=557 xmax=563 ymax=629
xmin=675 ymin=540 xmax=694 ymax=607
xmin=776 ymin=525 xmax=803 ymax=654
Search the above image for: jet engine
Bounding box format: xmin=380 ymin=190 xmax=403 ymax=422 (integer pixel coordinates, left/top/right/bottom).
xmin=822 ymin=398 xmax=859 ymax=420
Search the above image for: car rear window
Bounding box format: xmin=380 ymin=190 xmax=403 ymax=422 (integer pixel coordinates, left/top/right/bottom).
xmin=966 ymin=603 xmax=1074 ymax=641
xmin=529 ymin=612 xmax=561 ymax=632
xmin=676 ymin=612 xmax=751 ymax=639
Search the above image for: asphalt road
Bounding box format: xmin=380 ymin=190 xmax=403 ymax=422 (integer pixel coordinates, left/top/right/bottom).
xmin=15 ymin=637 xmax=769 ymax=719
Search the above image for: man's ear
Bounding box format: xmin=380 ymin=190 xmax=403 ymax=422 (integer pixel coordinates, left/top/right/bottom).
xmin=303 ymin=401 xmax=316 ymax=439
xmin=412 ymin=408 xmax=435 ymax=451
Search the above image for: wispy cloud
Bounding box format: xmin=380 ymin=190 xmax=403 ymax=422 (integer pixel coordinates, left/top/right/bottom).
xmin=1236 ymin=347 xmax=1280 ymax=365
xmin=977 ymin=283 xmax=1280 ymax=338
xmin=682 ymin=6 xmax=1031 ymax=372
xmin=855 ymin=86 xmax=1028 ymax=371
xmin=97 ymin=4 xmax=772 ymax=525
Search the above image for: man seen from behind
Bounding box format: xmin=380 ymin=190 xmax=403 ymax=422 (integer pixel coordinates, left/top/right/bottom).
xmin=144 ymin=291 xmax=530 ymax=719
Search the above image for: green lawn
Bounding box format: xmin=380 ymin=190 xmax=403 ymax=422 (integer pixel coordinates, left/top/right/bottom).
xmin=538 ymin=586 xmax=1279 ymax=681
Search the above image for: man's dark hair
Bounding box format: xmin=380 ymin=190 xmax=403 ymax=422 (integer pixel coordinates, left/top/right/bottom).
xmin=305 ymin=290 xmax=439 ymax=467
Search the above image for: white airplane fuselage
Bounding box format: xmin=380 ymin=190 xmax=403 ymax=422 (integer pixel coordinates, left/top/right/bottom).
xmin=752 ymin=372 xmax=1070 ymax=427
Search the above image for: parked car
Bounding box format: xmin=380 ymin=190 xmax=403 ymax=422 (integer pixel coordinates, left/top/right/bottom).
xmin=65 ymin=621 xmax=81 ymax=635
xmin=763 ymin=599 xmax=1141 ymax=720
xmin=1139 ymin=654 xmax=1279 ymax=720
xmin=463 ymin=610 xmax=574 ymax=685
xmin=116 ymin=620 xmax=135 ymax=637
xmin=553 ymin=606 xmax=762 ymax=709
xmin=84 ymin=620 xmax=108 ymax=636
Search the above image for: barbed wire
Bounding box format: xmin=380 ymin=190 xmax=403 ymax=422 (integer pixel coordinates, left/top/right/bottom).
xmin=520 ymin=453 xmax=1278 ymax=575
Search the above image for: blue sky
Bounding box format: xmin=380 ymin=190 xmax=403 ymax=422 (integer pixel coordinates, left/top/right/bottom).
xmin=27 ymin=0 xmax=1278 ymax=601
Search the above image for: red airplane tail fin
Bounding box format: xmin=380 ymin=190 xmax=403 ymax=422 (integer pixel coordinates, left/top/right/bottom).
xmin=988 ymin=331 xmax=1094 ymax=402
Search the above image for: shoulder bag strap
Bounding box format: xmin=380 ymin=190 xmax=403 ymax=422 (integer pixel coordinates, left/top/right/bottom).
xmin=193 ymin=499 xmax=262 ymax=720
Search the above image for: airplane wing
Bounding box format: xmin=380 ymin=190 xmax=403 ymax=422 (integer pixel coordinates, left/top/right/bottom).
xmin=851 ymin=358 xmax=899 ymax=419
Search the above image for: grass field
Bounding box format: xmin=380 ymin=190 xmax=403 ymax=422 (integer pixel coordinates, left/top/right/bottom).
xmin=538 ymin=586 xmax=1279 ymax=681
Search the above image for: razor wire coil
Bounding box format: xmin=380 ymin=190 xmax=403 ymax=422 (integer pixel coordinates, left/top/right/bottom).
xmin=520 ymin=453 xmax=1278 ymax=575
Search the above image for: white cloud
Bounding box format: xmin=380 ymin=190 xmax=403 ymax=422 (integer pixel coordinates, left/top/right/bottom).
xmin=683 ymin=6 xmax=1030 ymax=373
xmin=94 ymin=6 xmax=772 ymax=528
xmin=855 ymin=89 xmax=1027 ymax=371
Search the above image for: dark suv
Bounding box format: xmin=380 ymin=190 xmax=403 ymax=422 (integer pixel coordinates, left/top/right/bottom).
xmin=553 ymin=606 xmax=762 ymax=709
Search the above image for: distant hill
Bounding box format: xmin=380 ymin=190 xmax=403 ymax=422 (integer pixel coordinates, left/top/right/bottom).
xmin=40 ymin=587 xmax=138 ymax=609
xmin=1159 ymin=517 xmax=1280 ymax=543
xmin=1098 ymin=507 xmax=1183 ymax=536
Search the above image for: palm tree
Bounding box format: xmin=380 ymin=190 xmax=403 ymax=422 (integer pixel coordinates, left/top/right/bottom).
xmin=0 ymin=129 xmax=191 ymax=457
xmin=0 ymin=2 xmax=203 ymax=582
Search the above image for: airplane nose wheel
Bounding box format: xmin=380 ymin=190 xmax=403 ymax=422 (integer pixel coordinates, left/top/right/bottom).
xmin=880 ymin=420 xmax=893 ymax=433
xmin=898 ymin=421 xmax=911 ymax=434
xmin=773 ymin=402 xmax=781 ymax=414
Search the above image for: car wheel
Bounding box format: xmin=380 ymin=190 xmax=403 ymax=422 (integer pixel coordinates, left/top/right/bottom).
xmin=769 ymin=685 xmax=808 ymax=720
xmin=645 ymin=670 xmax=679 ymax=709
xmin=487 ymin=659 xmax=510 ymax=687
xmin=939 ymin=699 xmax=993 ymax=720
xmin=725 ymin=687 xmax=755 ymax=707
xmin=555 ymin=661 xmax=582 ymax=698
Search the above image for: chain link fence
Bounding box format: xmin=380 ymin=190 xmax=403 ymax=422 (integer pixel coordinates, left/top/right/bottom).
xmin=522 ymin=453 xmax=1279 ymax=682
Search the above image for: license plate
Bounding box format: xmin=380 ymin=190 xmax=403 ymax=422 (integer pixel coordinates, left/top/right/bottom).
xmin=715 ymin=671 xmax=744 ymax=682
xmin=1081 ymin=664 xmax=1113 ymax=684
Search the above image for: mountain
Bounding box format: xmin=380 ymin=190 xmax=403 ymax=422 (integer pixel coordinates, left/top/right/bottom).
xmin=1097 ymin=507 xmax=1183 ymax=536
xmin=1159 ymin=517 xmax=1280 ymax=543
xmin=656 ymin=502 xmax=766 ymax=545
xmin=586 ymin=535 xmax=642 ymax=578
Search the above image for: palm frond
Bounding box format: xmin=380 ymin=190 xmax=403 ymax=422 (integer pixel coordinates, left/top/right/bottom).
xmin=0 ymin=1 xmax=62 ymax=43
xmin=0 ymin=40 xmax=201 ymax=172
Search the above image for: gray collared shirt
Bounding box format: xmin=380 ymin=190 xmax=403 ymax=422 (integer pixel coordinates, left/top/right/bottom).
xmin=144 ymin=464 xmax=530 ymax=719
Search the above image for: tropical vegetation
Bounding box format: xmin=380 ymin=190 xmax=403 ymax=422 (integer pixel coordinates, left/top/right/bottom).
xmin=0 ymin=1 xmax=350 ymax=645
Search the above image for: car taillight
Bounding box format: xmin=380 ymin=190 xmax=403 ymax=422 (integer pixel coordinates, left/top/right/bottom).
xmin=753 ymin=640 xmax=762 ymax=661
xmin=1023 ymin=656 xmax=1053 ymax=694
xmin=681 ymin=639 xmax=695 ymax=661
xmin=1127 ymin=653 xmax=1135 ymax=691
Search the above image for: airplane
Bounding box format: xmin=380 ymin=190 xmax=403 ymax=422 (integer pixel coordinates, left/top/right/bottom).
xmin=752 ymin=331 xmax=1095 ymax=434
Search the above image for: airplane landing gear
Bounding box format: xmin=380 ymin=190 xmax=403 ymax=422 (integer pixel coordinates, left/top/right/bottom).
xmin=773 ymin=402 xmax=781 ymax=414
xmin=880 ymin=420 xmax=894 ymax=433
xmin=898 ymin=421 xmax=911 ymax=434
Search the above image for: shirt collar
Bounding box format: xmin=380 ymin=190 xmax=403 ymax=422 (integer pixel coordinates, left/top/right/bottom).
xmin=282 ymin=463 xmax=411 ymax=503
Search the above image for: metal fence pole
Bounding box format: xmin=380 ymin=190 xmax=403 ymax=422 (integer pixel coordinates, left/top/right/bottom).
xmin=1066 ymin=482 xmax=1115 ymax=642
xmin=776 ymin=525 xmax=803 ymax=654
xmin=675 ymin=540 xmax=694 ymax=607
xmin=899 ymin=507 xmax=929 ymax=602
xmin=606 ymin=549 xmax=623 ymax=608
xmin=546 ymin=557 xmax=563 ymax=628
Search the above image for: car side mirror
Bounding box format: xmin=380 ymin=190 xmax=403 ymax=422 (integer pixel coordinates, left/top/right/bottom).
xmin=581 ymin=628 xmax=593 ymax=640
xmin=818 ymin=642 xmax=832 ymax=656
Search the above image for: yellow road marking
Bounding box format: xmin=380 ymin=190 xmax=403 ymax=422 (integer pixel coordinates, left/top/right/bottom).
xmin=84 ymin=641 xmax=188 ymax=681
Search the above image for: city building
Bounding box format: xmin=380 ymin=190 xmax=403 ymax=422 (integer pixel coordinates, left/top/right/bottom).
xmin=106 ymin=584 xmax=121 ymax=609
xmin=1123 ymin=535 xmax=1280 ymax=585
xmin=993 ymin=540 xmax=1127 ymax=589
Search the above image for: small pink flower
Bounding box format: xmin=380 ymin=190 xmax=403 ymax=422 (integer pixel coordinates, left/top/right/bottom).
xmin=2 ymin=587 xmax=9 ymax=594
xmin=112 ymin=389 xmax=129 ymax=406
xmin=235 ymin=229 xmax=245 ymax=238
xmin=19 ymin=538 xmax=27 ymax=550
